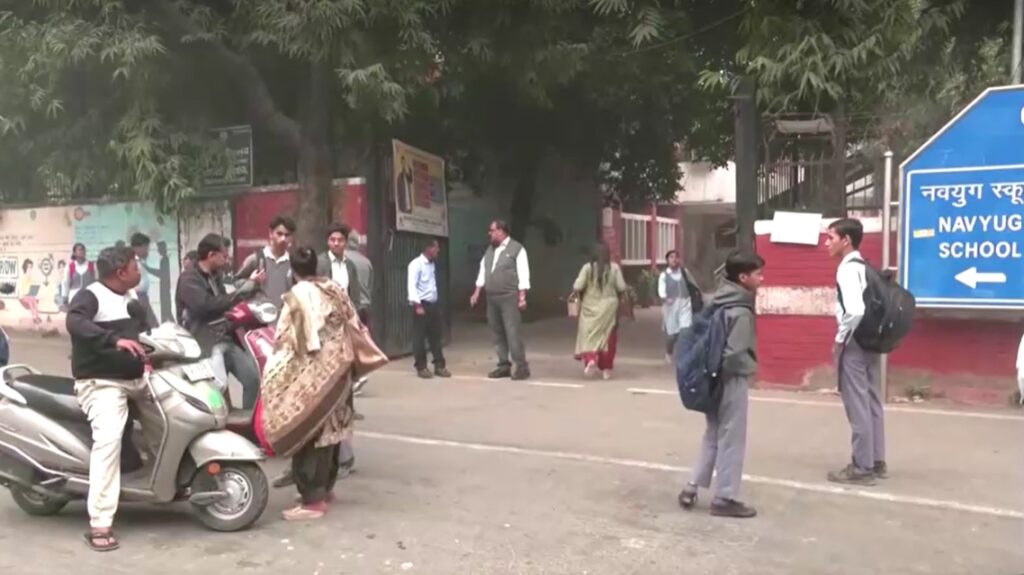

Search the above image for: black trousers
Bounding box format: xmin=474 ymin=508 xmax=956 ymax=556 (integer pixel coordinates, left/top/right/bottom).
xmin=292 ymin=439 xmax=340 ymax=505
xmin=412 ymin=301 xmax=445 ymax=370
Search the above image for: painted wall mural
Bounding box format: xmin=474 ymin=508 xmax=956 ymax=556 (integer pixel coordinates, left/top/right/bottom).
xmin=0 ymin=203 xmax=181 ymax=331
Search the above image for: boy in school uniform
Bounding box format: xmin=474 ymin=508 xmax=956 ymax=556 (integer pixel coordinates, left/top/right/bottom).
xmin=825 ymin=218 xmax=886 ymax=486
xmin=677 ymin=251 xmax=764 ymax=519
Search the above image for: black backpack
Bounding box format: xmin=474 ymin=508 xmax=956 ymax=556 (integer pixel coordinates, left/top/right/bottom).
xmin=840 ymin=259 xmax=915 ymax=353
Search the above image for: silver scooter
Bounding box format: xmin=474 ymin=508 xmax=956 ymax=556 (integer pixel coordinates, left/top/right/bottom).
xmin=0 ymin=323 xmax=268 ymax=531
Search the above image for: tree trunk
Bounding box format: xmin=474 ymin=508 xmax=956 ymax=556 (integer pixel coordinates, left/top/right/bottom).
xmin=295 ymin=59 xmax=334 ymax=247
xmin=508 ymin=152 xmax=542 ymax=241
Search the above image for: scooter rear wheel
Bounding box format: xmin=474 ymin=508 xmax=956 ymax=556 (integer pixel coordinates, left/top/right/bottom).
xmin=191 ymin=462 xmax=268 ymax=532
xmin=10 ymin=486 xmax=70 ymax=517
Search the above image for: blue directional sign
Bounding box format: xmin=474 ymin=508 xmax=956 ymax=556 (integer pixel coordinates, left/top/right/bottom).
xmin=901 ymin=86 xmax=1024 ymax=309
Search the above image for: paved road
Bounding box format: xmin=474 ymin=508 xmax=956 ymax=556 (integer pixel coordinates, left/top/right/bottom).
xmin=0 ymin=336 xmax=1021 ymax=574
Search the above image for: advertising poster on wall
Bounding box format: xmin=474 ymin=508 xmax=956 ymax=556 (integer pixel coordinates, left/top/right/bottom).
xmin=393 ymin=139 xmax=449 ymax=237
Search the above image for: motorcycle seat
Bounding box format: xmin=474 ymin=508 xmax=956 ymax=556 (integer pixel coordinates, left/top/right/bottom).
xmin=10 ymin=374 xmax=87 ymax=424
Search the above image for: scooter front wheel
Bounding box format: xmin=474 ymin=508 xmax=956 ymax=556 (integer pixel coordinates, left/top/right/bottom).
xmin=10 ymin=486 xmax=70 ymax=517
xmin=191 ymin=462 xmax=268 ymax=532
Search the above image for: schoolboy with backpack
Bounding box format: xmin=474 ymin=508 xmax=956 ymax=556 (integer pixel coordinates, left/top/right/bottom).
xmin=676 ymin=251 xmax=764 ymax=519
xmin=824 ymin=217 xmax=915 ymax=487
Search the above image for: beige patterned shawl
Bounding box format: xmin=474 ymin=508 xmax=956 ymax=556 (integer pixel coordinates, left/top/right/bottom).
xmin=260 ymin=278 xmax=356 ymax=458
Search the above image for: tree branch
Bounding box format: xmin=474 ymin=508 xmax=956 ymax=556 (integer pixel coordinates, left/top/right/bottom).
xmin=145 ymin=0 xmax=303 ymax=153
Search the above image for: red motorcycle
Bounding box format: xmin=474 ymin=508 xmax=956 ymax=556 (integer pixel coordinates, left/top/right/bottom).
xmin=221 ymin=299 xmax=277 ymax=449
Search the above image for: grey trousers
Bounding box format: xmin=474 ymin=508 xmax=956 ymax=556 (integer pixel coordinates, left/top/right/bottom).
xmin=838 ymin=339 xmax=885 ymax=473
xmin=691 ymin=375 xmax=750 ymax=502
xmin=487 ymin=293 xmax=528 ymax=371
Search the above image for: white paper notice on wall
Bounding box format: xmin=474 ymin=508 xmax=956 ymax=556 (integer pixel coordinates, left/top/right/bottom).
xmin=770 ymin=211 xmax=823 ymax=246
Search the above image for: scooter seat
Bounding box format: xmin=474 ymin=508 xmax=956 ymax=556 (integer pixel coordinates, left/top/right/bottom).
xmin=10 ymin=374 xmax=87 ymax=424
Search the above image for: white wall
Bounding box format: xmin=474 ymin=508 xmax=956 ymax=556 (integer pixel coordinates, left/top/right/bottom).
xmin=676 ymin=161 xmax=736 ymax=208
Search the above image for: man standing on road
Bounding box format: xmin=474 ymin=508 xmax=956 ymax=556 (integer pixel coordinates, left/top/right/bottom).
xmin=470 ymin=220 xmax=531 ymax=380
xmin=825 ymin=217 xmax=886 ymax=486
xmin=346 ymin=230 xmax=374 ymax=327
xmin=408 ymin=239 xmax=450 ymax=379
xmin=236 ymin=215 xmax=296 ymax=305
xmin=67 ymin=246 xmax=163 ymax=552
xmin=318 ymin=223 xmax=368 ymax=397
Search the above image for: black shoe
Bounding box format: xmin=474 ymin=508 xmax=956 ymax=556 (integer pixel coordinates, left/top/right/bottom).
xmin=511 ymin=369 xmax=531 ymax=381
xmin=488 ymin=368 xmax=512 ymax=379
xmin=873 ymin=461 xmax=888 ymax=479
xmin=827 ymin=463 xmax=877 ymax=486
xmin=417 ymin=369 xmax=434 ymax=379
xmin=434 ymin=367 xmax=452 ymax=378
xmin=677 ymin=486 xmax=698 ymax=510
xmin=272 ymin=469 xmax=295 ymax=489
xmin=710 ymin=499 xmax=757 ymax=518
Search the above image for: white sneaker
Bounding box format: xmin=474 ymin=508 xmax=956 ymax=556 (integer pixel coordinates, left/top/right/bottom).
xmin=602 ymin=370 xmax=612 ymax=380
xmin=584 ymin=362 xmax=597 ymax=377
xmin=353 ymin=377 xmax=369 ymax=396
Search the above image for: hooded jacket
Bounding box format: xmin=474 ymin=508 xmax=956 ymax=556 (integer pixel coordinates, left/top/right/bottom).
xmin=711 ymin=280 xmax=758 ymax=379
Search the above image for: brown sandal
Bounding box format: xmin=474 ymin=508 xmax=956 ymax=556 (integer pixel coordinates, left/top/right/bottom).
xmin=84 ymin=529 xmax=120 ymax=552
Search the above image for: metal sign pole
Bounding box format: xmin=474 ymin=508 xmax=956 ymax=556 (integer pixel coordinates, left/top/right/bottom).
xmin=1014 ymin=0 xmax=1023 ymax=84
xmin=881 ymin=150 xmax=894 ymax=402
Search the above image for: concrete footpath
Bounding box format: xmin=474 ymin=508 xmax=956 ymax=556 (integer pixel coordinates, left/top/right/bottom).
xmin=0 ymin=330 xmax=1022 ymax=574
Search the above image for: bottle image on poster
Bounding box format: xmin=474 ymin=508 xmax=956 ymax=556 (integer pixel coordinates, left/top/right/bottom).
xmin=396 ymin=157 xmax=414 ymax=214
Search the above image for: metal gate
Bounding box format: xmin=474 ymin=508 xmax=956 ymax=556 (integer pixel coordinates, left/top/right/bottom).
xmin=365 ymin=149 xmax=452 ymax=358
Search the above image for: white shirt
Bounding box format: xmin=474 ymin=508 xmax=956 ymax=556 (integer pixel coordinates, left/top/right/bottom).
xmin=835 ymin=251 xmax=867 ymax=344
xmin=475 ymin=237 xmax=531 ymax=290
xmin=328 ymin=252 xmax=349 ymax=291
xmin=658 ymin=269 xmax=684 ymax=299
xmin=407 ymin=254 xmax=438 ymax=304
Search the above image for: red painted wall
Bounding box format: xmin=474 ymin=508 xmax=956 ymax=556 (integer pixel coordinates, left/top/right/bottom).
xmin=755 ymin=231 xmax=1018 ymax=388
xmin=232 ymin=180 xmax=368 ymax=265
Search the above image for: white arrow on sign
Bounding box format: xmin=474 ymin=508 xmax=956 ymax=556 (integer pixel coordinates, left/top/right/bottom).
xmin=954 ymin=267 xmax=1007 ymax=289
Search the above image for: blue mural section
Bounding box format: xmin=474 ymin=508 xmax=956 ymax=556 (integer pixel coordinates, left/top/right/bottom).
xmin=73 ymin=203 xmax=180 ymax=323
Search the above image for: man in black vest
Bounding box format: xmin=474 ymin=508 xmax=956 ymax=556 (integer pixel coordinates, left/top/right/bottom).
xmin=470 ymin=220 xmax=531 ymax=380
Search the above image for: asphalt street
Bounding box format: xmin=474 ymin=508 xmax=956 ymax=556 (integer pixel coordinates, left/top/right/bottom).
xmin=0 ymin=333 xmax=1021 ymax=574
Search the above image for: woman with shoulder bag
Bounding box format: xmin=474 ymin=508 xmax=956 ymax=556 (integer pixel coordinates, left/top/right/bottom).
xmin=571 ymin=243 xmax=627 ymax=380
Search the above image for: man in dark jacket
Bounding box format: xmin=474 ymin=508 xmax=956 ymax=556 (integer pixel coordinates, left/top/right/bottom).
xmin=176 ymin=234 xmax=261 ymax=409
xmin=68 ymin=246 xmax=163 ymax=551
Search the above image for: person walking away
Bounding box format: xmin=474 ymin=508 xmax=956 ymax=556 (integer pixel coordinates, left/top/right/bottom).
xmin=260 ymin=246 xmax=369 ymax=521
xmin=659 ymin=250 xmax=703 ymax=362
xmin=469 ymin=220 xmax=531 ymax=380
xmin=572 ymin=243 xmax=626 ymax=380
xmin=677 ymin=251 xmax=764 ymax=519
xmin=408 ymin=239 xmax=450 ymax=379
xmin=63 ymin=243 xmax=96 ymax=308
xmin=825 ymin=218 xmax=886 ymax=486
xmin=176 ymin=234 xmax=263 ymax=409
xmin=236 ymin=215 xmax=296 ymax=305
xmin=129 ymin=233 xmax=159 ymax=328
xmin=67 ymin=246 xmax=165 ymax=551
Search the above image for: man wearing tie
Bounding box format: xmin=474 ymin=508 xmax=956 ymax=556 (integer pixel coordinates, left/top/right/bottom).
xmin=408 ymin=239 xmax=450 ymax=379
xmin=470 ymin=220 xmax=531 ymax=380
